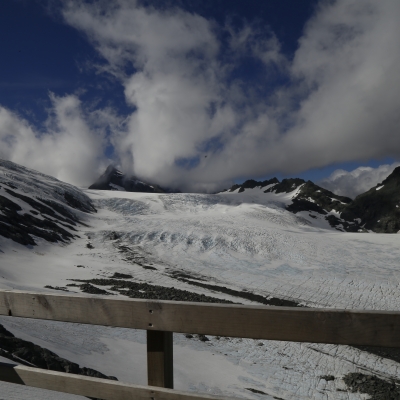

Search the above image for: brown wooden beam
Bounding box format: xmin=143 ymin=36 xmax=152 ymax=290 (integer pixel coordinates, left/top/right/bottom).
xmin=0 ymin=362 xmax=232 ymax=400
xmin=147 ymin=330 xmax=173 ymax=388
xmin=1 ymin=290 xmax=400 ymax=347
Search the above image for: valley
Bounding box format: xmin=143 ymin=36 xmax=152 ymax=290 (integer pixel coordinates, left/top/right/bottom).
xmin=1 ymin=160 xmax=400 ymax=399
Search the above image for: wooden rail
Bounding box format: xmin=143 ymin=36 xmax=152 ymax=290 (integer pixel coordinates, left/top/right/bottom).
xmin=0 ymin=362 xmax=232 ymax=400
xmin=1 ymin=289 xmax=400 ymax=400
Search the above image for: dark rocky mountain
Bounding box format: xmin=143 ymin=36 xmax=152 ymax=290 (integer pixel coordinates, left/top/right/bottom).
xmin=224 ymin=168 xmax=400 ymax=233
xmin=0 ymin=159 xmax=96 ymax=246
xmin=89 ymin=165 xmax=166 ymax=193
xmin=224 ymin=178 xmax=279 ymax=193
xmin=264 ymin=178 xmax=305 ymax=194
xmin=267 ymin=179 xmax=353 ymax=221
xmin=340 ymin=166 xmax=400 ymax=233
xmin=282 ymin=180 xmax=359 ymax=232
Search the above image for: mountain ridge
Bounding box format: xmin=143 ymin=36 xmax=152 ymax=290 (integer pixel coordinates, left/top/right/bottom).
xmin=224 ymin=167 xmax=400 ymax=233
xmin=1 ymin=160 xmax=399 ymax=244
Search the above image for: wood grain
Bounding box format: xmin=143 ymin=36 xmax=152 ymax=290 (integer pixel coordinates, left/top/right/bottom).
xmin=0 ymin=362 xmax=233 ymax=400
xmin=1 ymin=290 xmax=400 ymax=346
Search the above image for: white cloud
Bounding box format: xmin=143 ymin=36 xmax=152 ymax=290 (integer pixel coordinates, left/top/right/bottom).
xmin=318 ymin=163 xmax=400 ymax=198
xmin=61 ymin=0 xmax=287 ymax=191
xmin=226 ymin=22 xmax=286 ymax=68
xmin=59 ymin=0 xmax=400 ymax=192
xmin=0 ymin=94 xmax=112 ymax=186
xmin=281 ymin=0 xmax=400 ymax=167
xmin=2 ymin=0 xmax=400 ymax=192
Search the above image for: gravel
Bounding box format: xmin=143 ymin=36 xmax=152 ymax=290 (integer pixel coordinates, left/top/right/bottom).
xmin=343 ymin=372 xmax=400 ymax=399
xmin=69 ymin=278 xmax=234 ymax=303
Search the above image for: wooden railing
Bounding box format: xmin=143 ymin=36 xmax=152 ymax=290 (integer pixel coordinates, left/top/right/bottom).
xmin=0 ymin=289 xmax=400 ymax=400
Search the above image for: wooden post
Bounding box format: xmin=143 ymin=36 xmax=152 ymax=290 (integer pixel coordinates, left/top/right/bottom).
xmin=147 ymin=330 xmax=173 ymax=389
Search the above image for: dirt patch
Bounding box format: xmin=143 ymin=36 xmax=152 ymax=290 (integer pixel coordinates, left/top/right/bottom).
xmin=111 ymin=272 xmax=133 ymax=279
xmin=67 ymin=283 xmax=112 ymax=295
xmin=69 ymin=278 xmax=233 ymax=303
xmin=114 ymin=243 xmax=157 ymax=270
xmin=343 ymin=372 xmax=400 ymax=399
xmin=169 ymin=272 xmax=301 ymax=307
xmin=169 ymin=270 xmax=208 ymax=282
xmin=44 ymin=285 xmax=70 ymax=292
xmin=246 ymin=388 xmax=268 ymax=395
xmin=354 ymin=345 xmax=400 ymax=365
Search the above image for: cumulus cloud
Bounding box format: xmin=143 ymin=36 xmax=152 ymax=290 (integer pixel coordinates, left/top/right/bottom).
xmin=58 ymin=0 xmax=400 ymax=191
xmin=61 ymin=0 xmax=288 ymax=190
xmin=318 ymin=163 xmax=400 ymax=198
xmin=0 ymin=93 xmax=112 ymax=186
xmin=2 ymin=0 xmax=400 ymax=191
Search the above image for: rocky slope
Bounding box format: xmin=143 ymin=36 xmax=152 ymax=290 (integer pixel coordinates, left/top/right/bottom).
xmin=225 ymin=168 xmax=400 ymax=233
xmin=340 ymin=167 xmax=400 ymax=233
xmin=89 ymin=165 xmax=165 ymax=193
xmin=0 ymin=159 xmax=96 ymax=246
xmin=224 ymin=177 xmax=279 ymax=193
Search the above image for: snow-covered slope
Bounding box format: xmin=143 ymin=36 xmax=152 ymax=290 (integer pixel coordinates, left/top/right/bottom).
xmin=1 ymin=161 xmax=400 ymax=400
xmin=224 ymin=173 xmax=400 ymax=234
xmin=0 ymin=159 xmax=96 ymax=246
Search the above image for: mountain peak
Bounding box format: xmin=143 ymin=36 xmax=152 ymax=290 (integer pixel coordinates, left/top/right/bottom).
xmin=381 ymin=165 xmax=400 ymax=185
xmin=227 ymin=178 xmax=279 ymax=193
xmin=222 ymin=170 xmax=400 ymax=233
xmin=89 ymin=165 xmax=165 ymax=193
xmin=340 ymin=166 xmax=400 ymax=233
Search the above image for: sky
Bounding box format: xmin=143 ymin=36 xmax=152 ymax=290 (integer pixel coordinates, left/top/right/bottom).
xmin=0 ymin=0 xmax=399 ymax=196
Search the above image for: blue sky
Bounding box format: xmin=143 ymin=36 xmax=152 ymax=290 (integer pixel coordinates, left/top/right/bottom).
xmin=0 ymin=0 xmax=315 ymax=125
xmin=0 ymin=0 xmax=399 ymax=195
xmin=0 ymin=1 xmax=129 ymax=123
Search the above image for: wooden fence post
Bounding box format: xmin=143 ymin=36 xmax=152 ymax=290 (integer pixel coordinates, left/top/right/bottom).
xmin=147 ymin=330 xmax=173 ymax=389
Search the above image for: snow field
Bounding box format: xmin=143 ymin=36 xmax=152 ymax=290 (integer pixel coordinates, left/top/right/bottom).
xmin=1 ymin=185 xmax=400 ymax=399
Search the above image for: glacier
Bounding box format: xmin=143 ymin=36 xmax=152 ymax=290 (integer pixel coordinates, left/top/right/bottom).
xmin=0 ymin=161 xmax=400 ymax=399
